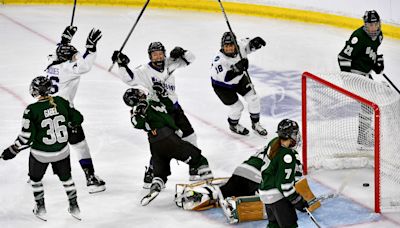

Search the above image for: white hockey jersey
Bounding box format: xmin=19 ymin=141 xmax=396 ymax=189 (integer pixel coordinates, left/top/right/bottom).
xmin=117 ymin=51 xmax=195 ymax=104
xmin=45 ymin=51 xmax=97 ymax=106
xmin=210 ymin=38 xmax=255 ymax=88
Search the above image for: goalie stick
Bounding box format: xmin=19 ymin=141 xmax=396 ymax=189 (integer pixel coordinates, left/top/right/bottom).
xmin=108 ymin=0 xmax=150 ymax=72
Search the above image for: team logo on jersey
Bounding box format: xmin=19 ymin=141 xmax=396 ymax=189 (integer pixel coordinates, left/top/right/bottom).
xmin=351 ymin=37 xmax=358 ymax=44
xmin=214 ymin=56 xmax=220 ymax=62
xmin=283 ymin=154 xmax=292 ymax=163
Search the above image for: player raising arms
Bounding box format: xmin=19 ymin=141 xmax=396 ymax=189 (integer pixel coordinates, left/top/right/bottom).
xmin=1 ymin=76 xmax=83 ymax=221
xmin=210 ymin=32 xmax=267 ymax=136
xmin=45 ymin=26 xmax=105 ymax=193
xmin=112 ymin=42 xmax=201 ymax=186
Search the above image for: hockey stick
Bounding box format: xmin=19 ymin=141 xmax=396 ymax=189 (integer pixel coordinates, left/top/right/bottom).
xmin=108 ymin=0 xmax=151 ymax=72
xmin=308 ymin=193 xmax=338 ymax=206
xmin=383 ymin=73 xmax=400 ymax=94
xmin=216 ymin=0 xmax=255 ymax=93
xmin=70 ymin=0 xmax=77 ymax=26
xmin=305 ymin=208 xmax=322 ymax=228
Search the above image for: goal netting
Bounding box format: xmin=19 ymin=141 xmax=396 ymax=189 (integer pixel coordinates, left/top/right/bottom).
xmin=302 ymin=71 xmax=400 ymax=212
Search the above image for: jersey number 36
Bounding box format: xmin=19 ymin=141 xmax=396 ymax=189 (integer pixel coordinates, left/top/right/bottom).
xmin=41 ymin=115 xmax=68 ymax=145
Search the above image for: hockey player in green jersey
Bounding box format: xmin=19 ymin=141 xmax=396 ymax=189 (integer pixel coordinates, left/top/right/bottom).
xmin=338 ymin=10 xmax=384 ymax=76
xmin=337 ymin=10 xmax=384 ymax=148
xmin=259 ymin=119 xmax=308 ymax=228
xmin=122 ymin=86 xmax=213 ymax=206
xmin=1 ymin=76 xmax=83 ymax=221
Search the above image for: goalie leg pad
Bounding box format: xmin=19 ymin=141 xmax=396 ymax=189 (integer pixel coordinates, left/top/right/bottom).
xmin=232 ymin=196 xmax=266 ymax=223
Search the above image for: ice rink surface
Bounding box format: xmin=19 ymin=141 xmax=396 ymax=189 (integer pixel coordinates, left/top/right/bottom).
xmin=1 ymin=5 xmax=400 ymax=228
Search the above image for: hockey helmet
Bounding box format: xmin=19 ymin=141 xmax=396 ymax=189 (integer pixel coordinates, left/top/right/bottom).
xmin=30 ymin=76 xmax=52 ymax=98
xmin=277 ymin=119 xmax=300 ymax=147
xmin=148 ymin=42 xmax=166 ymax=68
xmin=221 ymin=32 xmax=238 ymax=57
xmin=363 ymin=10 xmax=381 ymax=39
xmin=123 ymin=86 xmax=148 ymax=107
xmin=56 ymin=43 xmax=78 ymax=62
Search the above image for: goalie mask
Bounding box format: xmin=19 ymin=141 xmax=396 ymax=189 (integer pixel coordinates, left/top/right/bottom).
xmin=277 ymin=119 xmax=301 ymax=148
xmin=148 ymin=42 xmax=166 ymax=69
xmin=30 ymin=76 xmax=52 ymax=98
xmin=123 ymin=86 xmax=148 ymax=107
xmin=363 ymin=10 xmax=381 ymax=41
xmin=221 ymin=32 xmax=238 ymax=58
xmin=56 ymin=43 xmax=78 ymax=62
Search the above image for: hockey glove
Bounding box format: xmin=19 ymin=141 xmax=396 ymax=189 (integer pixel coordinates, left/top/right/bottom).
xmin=86 ymin=28 xmax=102 ymax=52
xmin=112 ymin=51 xmax=130 ymax=66
xmin=373 ymin=54 xmax=384 ymax=74
xmin=152 ymin=82 xmax=168 ymax=98
xmin=135 ymin=100 xmax=149 ymax=117
xmin=170 ymin=47 xmax=186 ymax=59
xmin=1 ymin=145 xmax=19 ymax=160
xmin=249 ymin=37 xmax=266 ymax=50
xmin=61 ymin=26 xmax=77 ymax=44
xmin=232 ymin=58 xmax=249 ymax=74
xmin=292 ymin=196 xmax=309 ymax=213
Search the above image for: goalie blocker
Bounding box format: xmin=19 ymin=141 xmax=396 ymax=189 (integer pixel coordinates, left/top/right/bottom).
xmin=174 ymin=178 xmax=320 ymax=224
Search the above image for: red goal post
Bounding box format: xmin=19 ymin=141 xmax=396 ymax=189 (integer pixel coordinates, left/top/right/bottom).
xmin=301 ymin=71 xmax=400 ymax=213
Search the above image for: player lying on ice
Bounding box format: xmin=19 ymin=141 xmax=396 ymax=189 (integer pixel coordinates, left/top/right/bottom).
xmin=122 ymin=86 xmax=213 ymax=206
xmin=175 ymin=119 xmax=320 ymax=225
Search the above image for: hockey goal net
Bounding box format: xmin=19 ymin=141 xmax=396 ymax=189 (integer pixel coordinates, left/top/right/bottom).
xmin=302 ymin=71 xmax=400 ymax=213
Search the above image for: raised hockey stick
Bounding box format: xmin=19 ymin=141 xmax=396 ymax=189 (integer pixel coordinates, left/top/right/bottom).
xmin=383 ymin=73 xmax=400 ymax=94
xmin=70 ymin=0 xmax=77 ymax=26
xmin=108 ymin=0 xmax=151 ymax=72
xmin=216 ymin=0 xmax=255 ymax=93
xmin=305 ymin=208 xmax=322 ymax=228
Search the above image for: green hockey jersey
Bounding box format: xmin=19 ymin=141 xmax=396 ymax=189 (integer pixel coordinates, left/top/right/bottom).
xmin=258 ymin=138 xmax=302 ymax=204
xmin=338 ymin=26 xmax=383 ymax=75
xmin=14 ymin=96 xmax=83 ymax=163
xmin=131 ymin=97 xmax=179 ymax=132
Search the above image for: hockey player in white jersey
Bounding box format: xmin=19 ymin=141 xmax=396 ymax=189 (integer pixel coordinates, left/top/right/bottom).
xmin=210 ymin=32 xmax=267 ymax=136
xmin=112 ymin=42 xmax=200 ymax=187
xmin=45 ymin=26 xmax=105 ymax=193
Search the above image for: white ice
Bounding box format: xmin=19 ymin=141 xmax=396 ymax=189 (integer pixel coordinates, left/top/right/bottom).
xmin=1 ymin=5 xmax=400 ymax=228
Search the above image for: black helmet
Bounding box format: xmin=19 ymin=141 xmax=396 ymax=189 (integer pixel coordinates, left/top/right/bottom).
xmin=56 ymin=43 xmax=78 ymax=62
xmin=277 ymin=119 xmax=299 ymax=141
xmin=221 ymin=32 xmax=238 ymax=57
xmin=363 ymin=10 xmax=380 ymax=23
xmin=123 ymin=88 xmax=147 ymax=107
xmin=30 ymin=76 xmax=52 ymax=98
xmin=148 ymin=42 xmax=166 ymax=58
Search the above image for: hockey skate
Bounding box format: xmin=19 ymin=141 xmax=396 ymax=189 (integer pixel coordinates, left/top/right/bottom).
xmin=229 ymin=123 xmax=249 ymax=136
xmin=68 ymin=198 xmax=81 ymax=221
xmin=85 ymin=170 xmax=106 ymax=194
xmin=141 ymin=182 xmax=162 ymax=206
xmin=143 ymin=166 xmax=154 ymax=189
xmin=252 ymin=122 xmax=268 ymax=136
xmin=33 ymin=198 xmax=47 ymax=221
xmin=189 ymin=167 xmax=201 ymax=181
